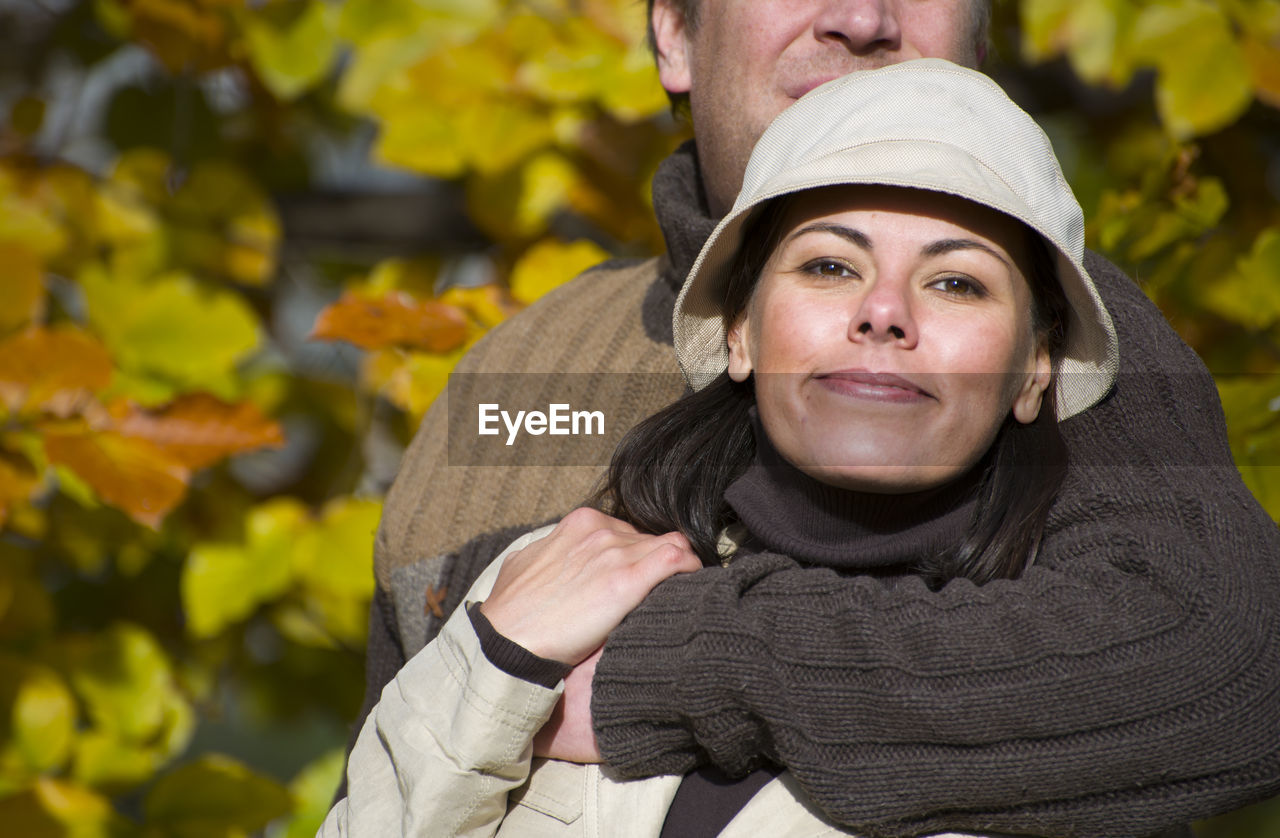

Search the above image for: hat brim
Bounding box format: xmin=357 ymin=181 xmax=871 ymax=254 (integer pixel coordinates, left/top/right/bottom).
xmin=674 ymin=140 xmax=1118 ymax=421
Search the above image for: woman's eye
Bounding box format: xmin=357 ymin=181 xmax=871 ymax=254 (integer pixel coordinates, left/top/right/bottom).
xmin=931 ymin=276 xmax=985 ymax=297
xmin=803 ymin=259 xmax=855 ymax=278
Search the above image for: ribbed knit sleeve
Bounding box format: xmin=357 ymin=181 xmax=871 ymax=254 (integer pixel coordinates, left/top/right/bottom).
xmin=591 ymin=255 xmax=1280 ymax=837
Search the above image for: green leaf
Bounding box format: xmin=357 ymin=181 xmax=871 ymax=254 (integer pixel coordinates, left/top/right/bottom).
xmin=1066 ymin=0 xmax=1135 ymax=85
xmin=292 ymin=497 xmax=381 ymax=598
xmin=79 ymin=267 xmax=259 ymax=398
xmin=143 ymin=755 xmax=292 ymax=837
xmin=167 ymin=161 xmax=281 ymax=287
xmin=1204 ymin=228 xmax=1280 ymax=330
xmin=267 ymin=748 xmax=345 ymax=838
xmin=244 ymin=1 xmax=339 ymax=102
xmin=182 ymin=499 xmax=307 ymax=638
xmin=57 ymin=624 xmax=193 ymax=752
xmin=0 ymin=778 xmax=133 ymax=838
xmin=0 ymin=655 xmax=76 ymax=789
xmin=466 ymin=151 xmax=581 ymax=240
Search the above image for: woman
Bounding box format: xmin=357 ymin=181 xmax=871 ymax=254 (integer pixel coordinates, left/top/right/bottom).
xmin=323 ymin=59 xmax=1118 ymax=837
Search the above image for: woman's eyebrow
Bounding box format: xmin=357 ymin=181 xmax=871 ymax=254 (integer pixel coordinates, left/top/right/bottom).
xmin=787 ymin=222 xmax=871 ymax=249
xmin=922 ymin=238 xmax=1011 ymax=268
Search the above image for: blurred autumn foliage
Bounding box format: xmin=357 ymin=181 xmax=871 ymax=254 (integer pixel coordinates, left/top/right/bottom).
xmin=0 ymin=0 xmax=1276 ymax=835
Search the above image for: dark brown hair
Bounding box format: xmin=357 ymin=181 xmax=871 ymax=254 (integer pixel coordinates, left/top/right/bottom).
xmin=593 ymin=190 xmax=1069 ymax=587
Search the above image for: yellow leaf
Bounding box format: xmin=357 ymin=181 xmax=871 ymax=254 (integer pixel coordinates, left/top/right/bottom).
xmin=292 ymin=496 xmax=381 ymax=598
xmin=311 ymin=291 xmax=470 ymax=352
xmin=459 ymin=99 xmax=555 ymax=175
xmin=105 ymin=148 xmax=171 ymax=208
xmin=1065 ymin=0 xmax=1136 ymax=85
xmin=363 ymin=256 xmax=441 ymax=299
xmin=243 ymin=0 xmax=338 ymax=101
xmin=338 ymin=0 xmax=502 ymax=47
xmin=509 ymin=238 xmax=610 ymax=305
xmin=0 ymin=179 xmax=67 ymax=258
xmin=373 ymin=108 xmax=468 ymax=178
xmin=182 ymin=498 xmax=305 ymax=638
xmin=0 ymin=243 xmax=44 ymax=334
xmin=438 ymin=283 xmax=520 ymax=329
xmin=335 ymin=30 xmax=441 ymax=114
xmin=1133 ymin=0 xmax=1254 ymax=138
xmin=79 ymin=268 xmax=259 ymax=397
xmin=599 ymin=43 xmax=671 ymax=122
xmin=1020 ymin=0 xmax=1076 ymax=61
xmin=276 ymin=590 xmax=369 ymax=648
xmin=364 ymin=346 xmax=465 ymax=419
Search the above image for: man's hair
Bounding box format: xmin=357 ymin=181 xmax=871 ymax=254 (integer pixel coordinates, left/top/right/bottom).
xmin=645 ymin=0 xmax=992 ymax=112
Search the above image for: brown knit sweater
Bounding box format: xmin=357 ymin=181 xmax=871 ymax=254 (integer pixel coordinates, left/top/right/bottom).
xmin=354 ymin=143 xmax=1280 ymax=837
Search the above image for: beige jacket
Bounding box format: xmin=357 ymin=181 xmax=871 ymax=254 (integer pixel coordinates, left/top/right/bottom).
xmin=321 ymin=528 xmax=991 ymax=838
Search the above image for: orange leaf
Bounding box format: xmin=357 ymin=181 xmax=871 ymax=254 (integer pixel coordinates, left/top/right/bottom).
xmin=110 ymin=393 xmax=285 ymax=470
xmin=0 ymin=326 xmax=112 ymax=417
xmin=44 ymin=426 xmax=189 ymax=529
xmin=1243 ymin=35 xmax=1280 ymax=108
xmin=311 ymin=292 xmax=469 ymax=352
xmin=127 ymin=0 xmax=233 ymax=73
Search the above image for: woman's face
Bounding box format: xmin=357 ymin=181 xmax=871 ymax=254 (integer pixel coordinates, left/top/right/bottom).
xmin=728 ymin=185 xmax=1053 ymax=493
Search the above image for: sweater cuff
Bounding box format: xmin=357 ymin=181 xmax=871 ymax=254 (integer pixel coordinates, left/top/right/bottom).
xmin=591 ymin=585 xmax=706 ymax=778
xmin=467 ymin=602 xmax=572 ymax=690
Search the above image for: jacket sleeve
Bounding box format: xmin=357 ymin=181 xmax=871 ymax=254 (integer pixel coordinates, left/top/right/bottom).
xmin=322 ymin=530 xmax=561 ymax=838
xmin=590 ymin=256 xmax=1280 ymax=838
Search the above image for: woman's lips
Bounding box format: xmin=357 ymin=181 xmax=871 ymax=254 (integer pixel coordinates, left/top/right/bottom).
xmin=815 ymin=370 xmax=934 ymax=403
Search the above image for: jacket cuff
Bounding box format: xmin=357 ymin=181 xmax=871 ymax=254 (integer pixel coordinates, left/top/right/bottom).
xmin=467 ymin=602 xmax=572 ymax=689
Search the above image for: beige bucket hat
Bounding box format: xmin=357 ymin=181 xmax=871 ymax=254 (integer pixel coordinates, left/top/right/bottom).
xmin=673 ymin=58 xmax=1119 ymax=421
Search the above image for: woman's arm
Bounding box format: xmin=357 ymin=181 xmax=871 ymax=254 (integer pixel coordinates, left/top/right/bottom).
xmin=321 ymin=529 xmax=560 ymax=838
xmin=322 ymin=511 xmax=701 ymax=836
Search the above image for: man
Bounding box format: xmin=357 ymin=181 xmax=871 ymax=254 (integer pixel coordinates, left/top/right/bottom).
xmin=351 ymin=1 xmax=1280 ymax=835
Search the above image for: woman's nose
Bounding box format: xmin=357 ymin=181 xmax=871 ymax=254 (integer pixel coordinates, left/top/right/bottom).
xmin=813 ymin=0 xmax=903 ymax=55
xmin=850 ymin=279 xmax=917 ymax=346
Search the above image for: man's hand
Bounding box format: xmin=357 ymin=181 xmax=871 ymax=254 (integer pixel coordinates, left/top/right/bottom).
xmin=533 ymin=646 xmax=602 ymax=763
xmin=479 ymin=507 xmax=700 ymax=665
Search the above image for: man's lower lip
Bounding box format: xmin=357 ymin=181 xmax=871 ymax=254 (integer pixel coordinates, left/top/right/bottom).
xmin=816 ymin=377 xmax=929 ymax=402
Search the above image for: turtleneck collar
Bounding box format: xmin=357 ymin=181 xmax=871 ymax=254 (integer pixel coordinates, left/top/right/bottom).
xmin=723 ymin=410 xmax=980 ymax=571
xmin=652 ymin=140 xmax=719 ymax=294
